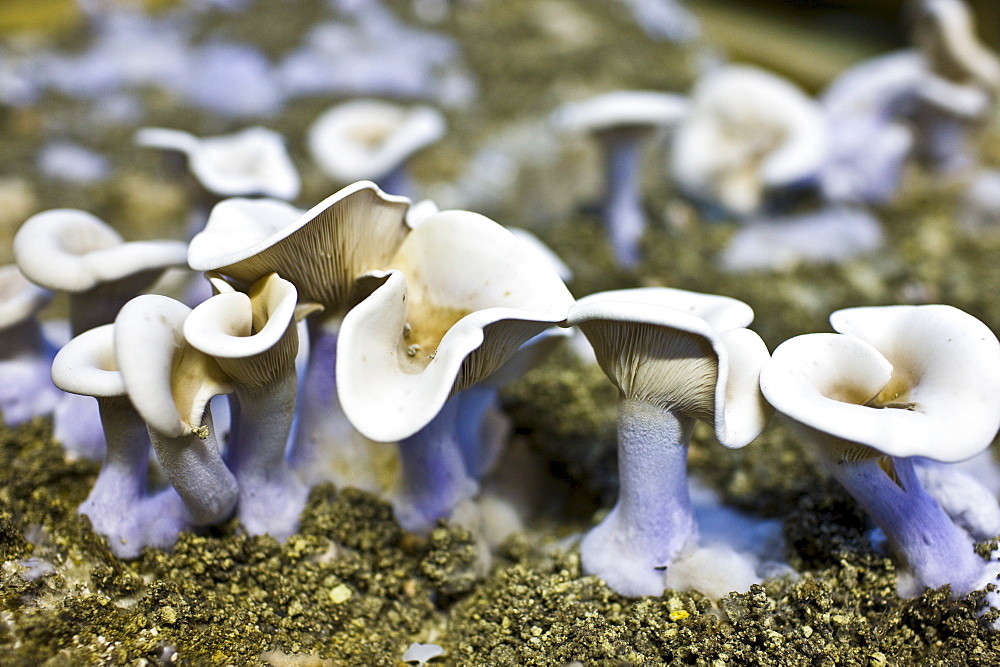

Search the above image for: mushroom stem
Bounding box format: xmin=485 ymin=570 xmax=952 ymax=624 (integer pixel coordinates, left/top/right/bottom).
xmin=599 ymin=130 xmax=647 ymax=269
xmin=88 ymin=395 xmax=151 ymax=504
xmin=70 ymin=270 xmax=167 ymax=336
xmin=394 ymin=396 xmax=478 ymax=534
xmin=226 ymin=371 xmax=307 ymax=540
xmin=822 ymin=451 xmax=985 ymax=595
xmin=148 ymin=409 xmax=238 ymax=527
xmin=581 ymin=397 xmax=698 ymax=597
xmin=81 ymin=395 xmax=186 ymax=557
xmin=3 ymin=317 xmax=52 ymax=358
xmin=378 ymin=163 xmax=412 ymax=199
xmin=290 ymin=321 xmax=388 ymax=489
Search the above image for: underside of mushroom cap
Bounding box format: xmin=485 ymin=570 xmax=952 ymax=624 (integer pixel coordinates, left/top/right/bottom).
xmin=51 ymin=324 xmax=125 ymax=398
xmin=188 ymin=181 xmax=411 ymax=311
xmin=564 ymin=288 xmax=770 ymax=447
xmin=115 ymin=295 xmax=232 ymax=438
xmin=336 ymin=209 xmax=574 ymax=443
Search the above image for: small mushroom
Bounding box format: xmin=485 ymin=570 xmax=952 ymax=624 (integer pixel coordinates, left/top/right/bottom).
xmin=908 ymin=0 xmax=1000 ymax=173
xmin=671 ymin=65 xmax=828 ymax=217
xmin=188 ymin=181 xmax=412 ymax=487
xmin=50 ymin=324 xmax=185 ymax=558
xmin=759 ymin=305 xmax=1000 ymax=616
xmin=184 ymin=273 xmax=321 ymax=540
xmin=563 ymin=287 xmax=772 ymax=597
xmin=336 ymin=209 xmax=575 ymax=533
xmin=307 ymin=99 xmax=446 ymax=197
xmin=14 ymin=209 xmax=188 ymax=336
xmin=115 ymin=294 xmax=239 ymax=527
xmin=553 ymin=90 xmax=688 ymax=268
xmin=136 ymin=125 xmax=301 ymax=200
xmin=0 ymin=265 xmax=61 ymax=426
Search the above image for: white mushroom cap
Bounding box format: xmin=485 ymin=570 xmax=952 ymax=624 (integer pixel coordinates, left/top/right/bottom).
xmin=188 ymin=181 xmax=410 ymax=311
xmin=760 ymin=305 xmax=1000 ymax=462
xmin=0 ymin=265 xmax=51 ymax=331
xmin=115 ymin=294 xmax=232 ymax=439
xmin=552 ymin=90 xmax=689 ymax=133
xmin=336 ymin=209 xmax=575 ymax=443
xmin=672 ymin=65 xmax=828 ymax=215
xmin=307 ymin=100 xmax=446 ymax=183
xmin=564 ymin=287 xmax=772 ymax=448
xmin=13 ymin=209 xmax=188 ymax=294
xmin=184 ymin=273 xmax=308 ymax=388
xmin=136 ymin=126 xmax=301 ymax=200
xmin=51 ymin=324 xmax=124 ymax=398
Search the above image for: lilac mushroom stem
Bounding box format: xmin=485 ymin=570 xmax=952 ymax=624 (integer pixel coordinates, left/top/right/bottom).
xmin=581 ymin=397 xmax=697 ymax=595
xmin=823 ymin=452 xmax=984 ymax=594
xmin=599 ymin=129 xmax=648 ymax=269
xmin=147 ymin=410 xmax=238 ymax=527
xmin=395 ymin=396 xmax=478 ymax=534
xmin=226 ymin=371 xmax=307 ymax=538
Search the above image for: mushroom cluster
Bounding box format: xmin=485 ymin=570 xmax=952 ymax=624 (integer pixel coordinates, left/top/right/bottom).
xmin=2 ymin=3 xmax=1000 ymax=634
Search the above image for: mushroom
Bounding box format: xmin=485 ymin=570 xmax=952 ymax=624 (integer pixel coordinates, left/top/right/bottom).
xmin=671 ymin=65 xmax=828 ymax=217
xmin=908 ymin=0 xmax=1000 ymax=173
xmin=50 ymin=324 xmax=185 ymax=557
xmin=184 ymin=273 xmax=321 ymax=540
xmin=13 ymin=208 xmax=188 ymax=336
xmin=307 ymin=99 xmax=446 ymax=197
xmin=552 ymin=90 xmax=688 ymax=268
xmin=115 ymin=294 xmax=239 ymax=527
xmin=136 ymin=125 xmax=301 ymax=200
xmin=759 ymin=304 xmax=1000 ymax=613
xmin=819 ymin=50 xmax=923 ymax=205
xmin=336 ymin=209 xmax=575 ymax=533
xmin=188 ymin=181 xmax=412 ymax=489
xmin=0 ymin=264 xmax=61 ymax=426
xmin=562 ymin=287 xmax=772 ymax=597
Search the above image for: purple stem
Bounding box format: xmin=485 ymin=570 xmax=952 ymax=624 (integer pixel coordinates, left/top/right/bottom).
xmin=600 ymin=129 xmax=648 ymax=269
xmin=395 ymin=396 xmax=478 ymax=534
xmin=581 ymin=397 xmax=697 ymax=597
xmin=824 ymin=453 xmax=985 ymax=595
xmin=226 ymin=371 xmax=307 ymax=540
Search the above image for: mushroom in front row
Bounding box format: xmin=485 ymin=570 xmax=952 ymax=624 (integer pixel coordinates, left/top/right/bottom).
xmin=50 ymin=324 xmax=185 ymax=558
xmin=184 ymin=273 xmax=321 ymax=540
xmin=562 ymin=287 xmax=772 ymax=597
xmin=115 ymin=295 xmax=239 ymax=529
xmin=336 ymin=209 xmax=575 ymax=534
xmin=187 ymin=181 xmax=413 ymax=492
xmin=759 ymin=305 xmax=1000 ymax=625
